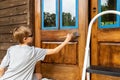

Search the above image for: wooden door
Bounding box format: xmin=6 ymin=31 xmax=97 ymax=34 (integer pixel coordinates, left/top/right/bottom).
xmin=91 ymin=0 xmax=120 ymax=80
xmin=35 ymin=0 xmax=88 ymax=80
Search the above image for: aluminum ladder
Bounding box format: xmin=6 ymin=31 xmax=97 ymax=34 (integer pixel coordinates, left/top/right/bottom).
xmin=82 ymin=10 xmax=120 ymax=80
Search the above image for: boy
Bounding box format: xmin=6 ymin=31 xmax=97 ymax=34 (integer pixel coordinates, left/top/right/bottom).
xmin=0 ymin=26 xmax=73 ymax=80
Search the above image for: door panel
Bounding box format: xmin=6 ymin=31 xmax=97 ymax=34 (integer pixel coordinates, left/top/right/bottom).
xmin=41 ymin=30 xmax=78 ymax=41
xmin=42 ymin=42 xmax=77 ymax=64
xmin=97 ymin=29 xmax=120 ymax=42
xmin=41 ymin=64 xmax=79 ymax=80
xmin=91 ymin=0 xmax=120 ymax=80
xmin=99 ymin=43 xmax=120 ymax=67
xmin=91 ymin=74 xmax=120 ymax=80
xmin=35 ymin=0 xmax=88 ymax=79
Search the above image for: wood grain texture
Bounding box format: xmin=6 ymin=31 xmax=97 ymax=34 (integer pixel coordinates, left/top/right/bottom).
xmin=91 ymin=0 xmax=99 ymax=66
xmin=0 ymin=24 xmax=27 ymax=33
xmin=0 ymin=14 xmax=27 ymax=26
xmin=98 ymin=29 xmax=120 ymax=42
xmin=41 ymin=42 xmax=77 ymax=64
xmin=78 ymin=0 xmax=88 ymax=79
xmin=91 ymin=0 xmax=120 ymax=80
xmin=41 ymin=29 xmax=78 ymax=41
xmin=0 ymin=43 xmax=16 ymax=50
xmin=41 ymin=64 xmax=80 ymax=80
xmin=0 ymin=34 xmax=15 ymax=43
xmin=0 ymin=5 xmax=27 ymax=18
xmin=0 ymin=0 xmax=27 ymax=9
xmin=91 ymin=74 xmax=120 ymax=80
xmin=0 ymin=0 xmax=29 ymax=53
xmin=0 ymin=0 xmax=89 ymax=79
xmin=34 ymin=0 xmax=41 ymax=73
xmin=99 ymin=43 xmax=120 ymax=68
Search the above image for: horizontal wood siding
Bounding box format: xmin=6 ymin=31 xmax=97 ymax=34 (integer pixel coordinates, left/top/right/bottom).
xmin=0 ymin=0 xmax=27 ymax=10
xmin=0 ymin=34 xmax=14 ymax=42
xmin=0 ymin=0 xmax=29 ymax=60
xmin=0 ymin=14 xmax=27 ymax=26
xmin=0 ymin=24 xmax=27 ymax=34
xmin=0 ymin=43 xmax=16 ymax=50
xmin=0 ymin=5 xmax=27 ymax=18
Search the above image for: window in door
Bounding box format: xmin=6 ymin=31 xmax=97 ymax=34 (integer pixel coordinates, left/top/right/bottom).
xmin=42 ymin=0 xmax=58 ymax=29
xmin=98 ymin=0 xmax=120 ymax=28
xmin=42 ymin=0 xmax=78 ymax=30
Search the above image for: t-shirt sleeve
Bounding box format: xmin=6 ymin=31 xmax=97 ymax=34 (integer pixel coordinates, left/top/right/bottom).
xmin=34 ymin=47 xmax=47 ymax=61
xmin=0 ymin=48 xmax=10 ymax=68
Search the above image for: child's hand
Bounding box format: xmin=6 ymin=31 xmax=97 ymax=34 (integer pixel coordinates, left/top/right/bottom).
xmin=64 ymin=33 xmax=73 ymax=43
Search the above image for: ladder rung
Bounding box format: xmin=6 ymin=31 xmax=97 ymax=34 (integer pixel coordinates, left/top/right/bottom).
xmin=86 ymin=65 xmax=120 ymax=77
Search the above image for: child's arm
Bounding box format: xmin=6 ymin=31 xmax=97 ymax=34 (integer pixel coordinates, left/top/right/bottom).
xmin=0 ymin=67 xmax=5 ymax=77
xmin=46 ymin=33 xmax=73 ymax=55
xmin=0 ymin=48 xmax=10 ymax=77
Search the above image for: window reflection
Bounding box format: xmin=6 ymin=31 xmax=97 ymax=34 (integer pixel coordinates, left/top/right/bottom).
xmin=44 ymin=0 xmax=56 ymax=27
xmin=62 ymin=0 xmax=76 ymax=26
xmin=100 ymin=0 xmax=116 ymax=26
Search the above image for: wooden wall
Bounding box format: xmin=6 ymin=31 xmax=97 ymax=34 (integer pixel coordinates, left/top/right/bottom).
xmin=0 ymin=0 xmax=33 ymax=61
xmin=0 ymin=0 xmax=88 ymax=80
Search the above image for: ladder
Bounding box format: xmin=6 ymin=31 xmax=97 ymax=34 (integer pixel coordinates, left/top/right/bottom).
xmin=82 ymin=10 xmax=120 ymax=80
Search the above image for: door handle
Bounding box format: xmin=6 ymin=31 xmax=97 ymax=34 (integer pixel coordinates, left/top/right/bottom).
xmin=72 ymin=32 xmax=80 ymax=39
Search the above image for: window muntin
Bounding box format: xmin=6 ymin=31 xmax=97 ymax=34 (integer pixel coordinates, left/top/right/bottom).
xmin=98 ymin=0 xmax=120 ymax=28
xmin=42 ymin=0 xmax=58 ymax=30
xmin=42 ymin=0 xmax=78 ymax=30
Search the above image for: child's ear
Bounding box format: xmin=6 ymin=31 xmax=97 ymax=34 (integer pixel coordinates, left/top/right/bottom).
xmin=23 ymin=37 xmax=27 ymax=41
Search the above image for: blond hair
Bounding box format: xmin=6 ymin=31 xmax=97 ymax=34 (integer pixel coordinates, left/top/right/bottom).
xmin=13 ymin=26 xmax=32 ymax=43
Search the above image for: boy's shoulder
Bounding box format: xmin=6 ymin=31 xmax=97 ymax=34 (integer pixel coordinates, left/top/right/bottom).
xmin=9 ymin=45 xmax=35 ymax=49
xmin=7 ymin=45 xmax=18 ymax=50
xmin=7 ymin=45 xmax=35 ymax=52
xmin=11 ymin=45 xmax=17 ymax=47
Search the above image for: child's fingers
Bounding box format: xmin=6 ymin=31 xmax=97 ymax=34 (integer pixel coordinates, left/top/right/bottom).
xmin=66 ymin=33 xmax=73 ymax=41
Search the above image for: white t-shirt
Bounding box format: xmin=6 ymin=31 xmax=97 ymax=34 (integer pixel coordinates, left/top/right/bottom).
xmin=0 ymin=45 xmax=47 ymax=80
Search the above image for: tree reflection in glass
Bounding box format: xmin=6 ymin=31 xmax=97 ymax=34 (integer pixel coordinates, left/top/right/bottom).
xmin=44 ymin=0 xmax=56 ymax=27
xmin=101 ymin=0 xmax=116 ymax=26
xmin=62 ymin=0 xmax=76 ymax=27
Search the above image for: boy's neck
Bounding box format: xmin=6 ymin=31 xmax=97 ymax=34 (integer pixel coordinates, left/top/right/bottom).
xmin=19 ymin=43 xmax=28 ymax=46
xmin=19 ymin=43 xmax=32 ymax=46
